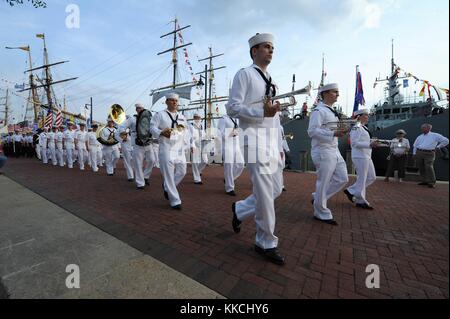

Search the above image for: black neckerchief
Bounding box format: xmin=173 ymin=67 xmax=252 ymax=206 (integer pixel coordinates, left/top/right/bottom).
xmin=166 ymin=111 xmax=179 ymax=129
xmin=362 ymin=125 xmax=372 ymax=139
xmin=324 ymin=105 xmax=341 ymax=120
xmin=107 ymin=127 xmax=115 ymax=140
xmin=229 ymin=117 xmax=238 ymax=129
xmin=254 ymin=67 xmax=276 ymax=97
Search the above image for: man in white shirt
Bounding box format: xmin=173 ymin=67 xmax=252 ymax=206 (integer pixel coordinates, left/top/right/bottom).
xmin=64 ymin=122 xmax=76 ymax=168
xmin=226 ymin=33 xmax=285 ymax=265
xmin=75 ymin=123 xmax=89 ymax=170
xmin=150 ymin=93 xmax=190 ymax=210
xmin=101 ymin=118 xmax=121 ymax=176
xmin=87 ymin=124 xmax=100 ymax=172
xmin=218 ymin=114 xmax=244 ymax=196
xmin=55 ymin=125 xmax=65 ymax=166
xmin=413 ymin=124 xmax=449 ymax=188
xmin=13 ymin=130 xmax=23 ymax=158
xmin=189 ymin=113 xmax=208 ymax=185
xmin=39 ymin=128 xmax=49 ymax=164
xmin=47 ymin=126 xmax=58 ymax=166
xmin=308 ymin=83 xmax=349 ymax=225
xmin=385 ymin=129 xmax=410 ymax=182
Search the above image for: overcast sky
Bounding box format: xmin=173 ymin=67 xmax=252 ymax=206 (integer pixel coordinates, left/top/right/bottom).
xmin=1 ymin=0 xmax=448 ymax=123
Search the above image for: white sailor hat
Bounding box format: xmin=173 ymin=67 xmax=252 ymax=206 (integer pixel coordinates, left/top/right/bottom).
xmin=248 ymin=33 xmax=274 ymax=48
xmin=318 ymin=83 xmax=339 ymax=94
xmin=396 ymin=129 xmax=406 ymax=135
xmin=79 ymin=122 xmax=86 ymax=126
xmin=354 ymin=108 xmax=370 ymax=116
xmin=135 ymin=103 xmax=145 ymax=109
xmin=166 ymin=93 xmax=179 ymax=101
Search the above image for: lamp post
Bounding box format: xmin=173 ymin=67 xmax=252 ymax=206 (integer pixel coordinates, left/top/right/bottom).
xmin=196 ymin=64 xmax=208 ymax=129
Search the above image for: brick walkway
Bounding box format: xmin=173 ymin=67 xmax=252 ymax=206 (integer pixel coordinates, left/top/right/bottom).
xmin=3 ymin=158 xmax=449 ymax=299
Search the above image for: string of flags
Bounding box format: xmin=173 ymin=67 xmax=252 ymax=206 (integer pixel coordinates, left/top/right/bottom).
xmin=177 ymin=23 xmax=201 ymax=98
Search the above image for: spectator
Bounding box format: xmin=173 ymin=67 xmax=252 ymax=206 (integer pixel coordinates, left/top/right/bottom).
xmin=385 ymin=129 xmax=410 ymax=182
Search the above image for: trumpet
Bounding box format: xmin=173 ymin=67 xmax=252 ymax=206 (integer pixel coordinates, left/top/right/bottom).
xmin=250 ymin=82 xmax=312 ymax=110
xmin=370 ymin=139 xmax=395 ymax=147
xmin=324 ymin=119 xmax=359 ymax=131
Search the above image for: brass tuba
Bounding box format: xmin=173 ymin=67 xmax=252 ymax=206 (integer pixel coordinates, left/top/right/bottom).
xmin=96 ymin=104 xmax=127 ymax=146
xmin=285 ymin=133 xmax=294 ymax=140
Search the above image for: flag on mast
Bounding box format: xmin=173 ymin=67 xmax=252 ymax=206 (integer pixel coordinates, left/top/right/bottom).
xmin=353 ymin=65 xmax=365 ymax=116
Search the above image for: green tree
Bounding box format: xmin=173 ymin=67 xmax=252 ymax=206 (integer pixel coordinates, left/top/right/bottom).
xmin=5 ymin=0 xmax=47 ymax=8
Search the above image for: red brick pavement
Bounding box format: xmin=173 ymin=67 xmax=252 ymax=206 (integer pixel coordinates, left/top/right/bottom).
xmin=3 ymin=158 xmax=449 ymax=299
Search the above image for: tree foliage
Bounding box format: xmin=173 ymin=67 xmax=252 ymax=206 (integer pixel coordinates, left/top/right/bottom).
xmin=5 ymin=0 xmax=47 ymax=8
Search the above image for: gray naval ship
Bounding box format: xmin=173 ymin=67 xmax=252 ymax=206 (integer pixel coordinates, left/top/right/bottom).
xmin=282 ymin=42 xmax=449 ymax=181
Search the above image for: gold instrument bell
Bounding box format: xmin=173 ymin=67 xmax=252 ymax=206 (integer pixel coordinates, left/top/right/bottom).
xmin=285 ymin=133 xmax=294 ymax=140
xmin=96 ymin=104 xmax=127 ymax=146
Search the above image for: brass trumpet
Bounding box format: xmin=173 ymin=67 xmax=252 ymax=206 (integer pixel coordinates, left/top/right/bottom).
xmin=250 ymin=82 xmax=312 ymax=110
xmin=324 ymin=119 xmax=359 ymax=131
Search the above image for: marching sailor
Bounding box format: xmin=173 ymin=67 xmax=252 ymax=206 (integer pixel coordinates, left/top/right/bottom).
xmin=39 ymin=127 xmax=49 ymax=164
xmin=308 ymin=83 xmax=349 ymax=225
xmin=47 ymin=126 xmax=58 ymax=165
xmin=226 ymin=33 xmax=285 ymax=265
xmin=343 ymin=109 xmax=377 ymax=209
xmin=115 ymin=127 xmax=134 ymax=182
xmin=218 ymin=114 xmax=244 ymax=196
xmin=55 ymin=125 xmax=65 ymax=166
xmin=150 ymin=93 xmax=190 ymax=210
xmin=64 ymin=122 xmax=76 ymax=168
xmin=101 ymin=117 xmax=120 ymax=176
xmin=189 ymin=113 xmax=208 ymax=185
xmin=74 ymin=123 xmax=89 ymax=170
xmin=87 ymin=124 xmax=100 ymax=172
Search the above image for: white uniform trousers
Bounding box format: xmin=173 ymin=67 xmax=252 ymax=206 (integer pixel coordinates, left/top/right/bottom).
xmin=36 ymin=144 xmax=41 ymax=160
xmin=89 ymin=145 xmax=99 ymax=172
xmin=103 ymin=145 xmax=120 ymax=175
xmin=48 ymin=146 xmax=57 ymax=165
xmin=97 ymin=147 xmax=103 ymax=167
xmin=152 ymin=144 xmax=160 ymax=168
xmin=40 ymin=147 xmax=48 ymax=164
xmin=235 ymin=152 xmax=283 ymax=250
xmin=121 ymin=144 xmax=134 ymax=180
xmin=77 ymin=147 xmax=87 ymax=170
xmin=311 ymin=151 xmax=349 ymax=220
xmin=66 ymin=148 xmax=74 ymax=168
xmin=192 ymin=156 xmax=208 ymax=183
xmin=160 ymin=146 xmax=187 ymax=207
xmin=223 ymin=145 xmax=244 ymax=192
xmin=56 ymin=144 xmax=64 ymax=167
xmin=347 ymin=158 xmax=376 ymax=205
xmin=133 ymin=144 xmax=156 ymax=187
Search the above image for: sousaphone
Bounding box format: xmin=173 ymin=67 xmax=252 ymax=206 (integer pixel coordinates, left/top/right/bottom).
xmin=96 ymin=104 xmax=126 ymax=146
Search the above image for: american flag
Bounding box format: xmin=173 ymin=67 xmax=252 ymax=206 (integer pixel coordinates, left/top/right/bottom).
xmin=55 ymin=109 xmax=62 ymax=127
xmin=44 ymin=108 xmax=53 ymax=128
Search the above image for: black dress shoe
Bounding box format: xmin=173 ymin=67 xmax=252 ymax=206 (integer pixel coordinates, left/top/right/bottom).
xmin=343 ymin=189 xmax=355 ymax=203
xmin=162 ymin=183 xmax=168 ymax=200
xmin=128 ymin=178 xmax=134 ymax=182
xmin=355 ymin=203 xmax=374 ymax=210
xmin=313 ymin=216 xmax=338 ymax=225
xmin=254 ymin=245 xmax=285 ymax=265
xmin=171 ymin=204 xmax=182 ymax=210
xmin=194 ymin=181 xmax=203 ymax=185
xmin=107 ymin=174 xmax=114 ymax=176
xmin=418 ymin=182 xmax=428 ymax=185
xmin=226 ymin=190 xmax=236 ymax=196
xmin=282 ymin=187 xmax=287 ymax=192
xmin=232 ymin=202 xmax=241 ymax=233
xmin=145 ymin=179 xmax=150 ymax=186
xmin=137 ymin=186 xmax=145 ymax=190
xmin=427 ymin=183 xmax=436 ymax=188
xmin=311 ymin=198 xmax=314 ymax=205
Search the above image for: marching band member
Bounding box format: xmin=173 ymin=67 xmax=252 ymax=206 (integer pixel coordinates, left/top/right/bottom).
xmin=55 ymin=125 xmax=65 ymax=166
xmin=13 ymin=130 xmax=23 ymax=158
xmin=308 ymin=83 xmax=349 ymax=225
xmin=121 ymin=103 xmax=156 ymax=189
xmin=218 ymin=114 xmax=244 ymax=196
xmin=101 ymin=117 xmax=120 ymax=176
xmin=226 ymin=33 xmax=285 ymax=265
xmin=116 ymin=127 xmax=134 ymax=182
xmin=39 ymin=128 xmax=49 ymax=164
xmin=344 ymin=109 xmax=377 ymax=209
xmin=150 ymin=93 xmax=190 ymax=210
xmin=26 ymin=132 xmax=35 ymax=158
xmin=189 ymin=113 xmax=208 ymax=185
xmin=87 ymin=124 xmax=100 ymax=172
xmin=47 ymin=126 xmax=57 ymax=165
xmin=75 ymin=123 xmax=89 ymax=170
xmin=64 ymin=122 xmax=76 ymax=168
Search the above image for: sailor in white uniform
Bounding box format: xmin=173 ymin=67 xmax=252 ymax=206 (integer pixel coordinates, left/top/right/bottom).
xmin=226 ymin=33 xmax=285 ymax=265
xmin=39 ymin=128 xmax=49 ymax=164
xmin=87 ymin=124 xmax=100 ymax=172
xmin=121 ymin=104 xmax=156 ymax=189
xmin=55 ymin=125 xmax=65 ymax=166
xmin=75 ymin=123 xmax=88 ymax=170
xmin=115 ymin=127 xmax=134 ymax=182
xmin=308 ymin=83 xmax=349 ymax=225
xmin=64 ymin=122 xmax=76 ymax=168
xmin=218 ymin=114 xmax=244 ymax=196
xmin=47 ymin=126 xmax=57 ymax=165
xmin=101 ymin=117 xmax=120 ymax=176
xmin=189 ymin=113 xmax=208 ymax=185
xmin=343 ymin=109 xmax=377 ymax=209
xmin=150 ymin=93 xmax=190 ymax=210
